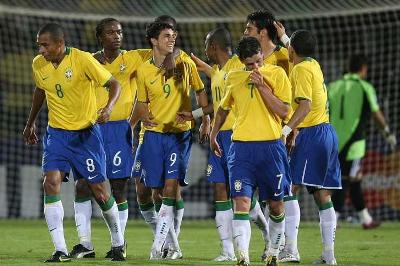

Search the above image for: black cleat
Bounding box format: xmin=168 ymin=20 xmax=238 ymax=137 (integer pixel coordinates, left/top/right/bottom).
xmin=110 ymin=245 xmax=125 ymax=261
xmin=69 ymin=244 xmax=95 ymax=259
xmin=265 ymin=255 xmax=279 ymax=266
xmin=105 ymin=249 xmax=113 ymax=259
xmin=44 ymin=251 xmax=71 ymax=263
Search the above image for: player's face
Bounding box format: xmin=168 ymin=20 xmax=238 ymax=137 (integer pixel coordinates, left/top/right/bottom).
xmin=244 ymin=22 xmax=261 ymax=41
xmin=154 ymin=28 xmax=176 ymax=55
xmin=204 ymin=34 xmax=216 ymax=63
xmin=242 ymin=51 xmax=264 ymax=70
xmin=37 ymin=32 xmax=64 ymax=62
xmin=100 ymin=21 xmax=123 ymax=50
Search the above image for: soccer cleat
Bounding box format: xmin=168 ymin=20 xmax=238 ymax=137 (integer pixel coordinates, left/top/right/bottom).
xmin=265 ymin=255 xmax=279 ymax=266
xmin=44 ymin=251 xmax=71 ymax=263
xmin=149 ymin=248 xmax=163 ymax=260
xmin=213 ymin=253 xmax=237 ymax=262
xmin=362 ymin=220 xmax=381 ymax=230
xmin=261 ymin=245 xmax=268 ymax=262
xmin=235 ymin=251 xmax=250 ymax=266
xmin=278 ymin=249 xmax=300 ymax=263
xmin=69 ymin=244 xmax=95 ymax=259
xmin=235 ymin=259 xmax=250 ymax=266
xmin=162 ymin=247 xmax=169 ymax=259
xmin=122 ymin=241 xmax=127 ymax=259
xmin=105 ymin=249 xmax=113 ymax=259
xmin=313 ymin=256 xmax=337 ymax=265
xmin=110 ymin=245 xmax=125 ymax=261
xmin=166 ymin=248 xmax=183 ymax=260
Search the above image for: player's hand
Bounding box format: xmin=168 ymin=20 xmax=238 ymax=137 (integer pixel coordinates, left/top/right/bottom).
xmin=142 ymin=113 xmax=158 ymax=128
xmin=190 ymin=53 xmax=212 ymax=77
xmin=96 ymin=107 xmax=112 ymax=124
xmin=199 ymin=115 xmax=211 ymax=144
xmin=285 ymin=129 xmax=298 ymax=155
xmin=386 ymin=133 xmax=397 ymax=151
xmin=273 ymin=21 xmax=286 ymax=39
xmin=162 ymin=52 xmax=177 ymax=79
xmin=210 ymin=136 xmax=222 ymax=157
xmin=250 ymin=69 xmax=265 ymax=87
xmin=176 ymin=111 xmax=194 ymax=123
xmin=23 ymin=123 xmax=39 ymax=145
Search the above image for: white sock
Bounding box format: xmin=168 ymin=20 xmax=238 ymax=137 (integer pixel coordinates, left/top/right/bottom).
xmin=140 ymin=207 xmax=157 ymax=235
xmin=74 ymin=200 xmax=93 ymax=250
xmin=44 ymin=200 xmax=68 ymax=254
xmin=215 ymin=209 xmax=235 ymax=256
xmin=102 ymin=202 xmax=124 ymax=247
xmin=174 ymin=202 xmax=184 ymax=238
xmin=250 ymin=200 xmax=269 ymax=247
xmin=319 ymin=205 xmax=336 ymax=261
xmin=284 ymin=198 xmax=300 ymax=253
xmin=358 ymin=208 xmax=372 ymax=225
xmin=118 ymin=209 xmax=128 ymax=238
xmin=268 ymin=213 xmax=285 ymax=257
xmin=152 ymin=203 xmax=174 ymax=252
xmin=232 ymin=215 xmax=251 ymax=263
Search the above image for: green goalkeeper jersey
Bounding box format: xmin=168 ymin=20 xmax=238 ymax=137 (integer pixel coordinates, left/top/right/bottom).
xmin=328 ymin=73 xmax=380 ymax=160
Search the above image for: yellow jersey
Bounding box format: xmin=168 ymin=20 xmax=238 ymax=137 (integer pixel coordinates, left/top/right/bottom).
xmin=137 ymin=52 xmax=204 ymax=133
xmin=290 ymin=58 xmax=329 ymax=128
xmin=264 ymin=45 xmax=291 ymax=75
xmin=220 ymin=65 xmax=292 ymax=141
xmin=32 ymin=47 xmax=112 ymax=130
xmin=95 ymin=50 xmax=146 ymax=121
xmin=211 ymin=55 xmax=243 ymax=131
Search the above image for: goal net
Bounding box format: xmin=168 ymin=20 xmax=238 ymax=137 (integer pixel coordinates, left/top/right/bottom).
xmin=1 ymin=0 xmax=400 ymax=222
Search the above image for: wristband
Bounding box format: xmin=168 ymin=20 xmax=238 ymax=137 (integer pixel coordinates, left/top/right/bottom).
xmin=192 ymin=107 xmax=204 ymax=119
xmin=282 ymin=125 xmax=292 ymax=137
xmin=280 ymin=34 xmax=290 ymax=46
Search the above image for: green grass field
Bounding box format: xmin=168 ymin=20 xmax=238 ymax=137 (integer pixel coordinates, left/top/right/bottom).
xmin=0 ymin=219 xmax=399 ymax=266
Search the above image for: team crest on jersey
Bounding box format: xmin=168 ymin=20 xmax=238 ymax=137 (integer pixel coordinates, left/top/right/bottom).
xmin=120 ymin=64 xmax=126 ymax=73
xmin=223 ymin=73 xmax=228 ymax=80
xmin=206 ymin=164 xmax=213 ymax=176
xmin=64 ymin=68 xmax=73 ymax=79
xmin=234 ymin=180 xmax=242 ymax=192
xmin=135 ymin=161 xmax=141 ymax=171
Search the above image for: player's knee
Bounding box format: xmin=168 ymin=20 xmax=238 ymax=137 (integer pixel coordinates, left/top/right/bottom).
xmin=214 ymin=183 xmax=229 ymax=201
xmin=163 ymin=179 xmax=178 ymax=198
xmin=291 ymin=184 xmax=301 ymax=195
xmin=75 ymin=179 xmax=91 ymax=198
xmin=110 ymin=180 xmax=128 ymax=203
xmin=269 ymin=200 xmax=284 ymax=216
xmin=313 ymin=189 xmax=331 ymax=205
xmin=89 ymin=182 xmax=109 ymax=202
xmin=233 ymin=196 xmax=251 ymax=212
xmin=152 ymin=188 xmax=163 ymax=203
xmin=43 ymin=176 xmax=60 ymax=194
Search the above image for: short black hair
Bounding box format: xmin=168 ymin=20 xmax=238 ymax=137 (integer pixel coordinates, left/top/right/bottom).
xmin=96 ymin=18 xmax=120 ymax=39
xmin=145 ymin=22 xmax=175 ymax=47
xmin=207 ymin=27 xmax=232 ymax=51
xmin=247 ymin=9 xmax=277 ymax=41
xmin=154 ymin=15 xmax=177 ymax=29
xmin=38 ymin=22 xmax=64 ymax=41
xmin=237 ymin=36 xmax=261 ymax=60
xmin=348 ymin=54 xmax=368 ymax=73
xmin=290 ymin=30 xmax=316 ymax=57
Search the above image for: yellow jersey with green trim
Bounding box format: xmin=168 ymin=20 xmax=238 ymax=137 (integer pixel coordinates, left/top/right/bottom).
xmin=220 ymin=65 xmax=292 ymax=141
xmin=137 ymin=52 xmax=204 ymax=133
xmin=264 ymin=45 xmax=291 ymax=75
xmin=211 ymin=55 xmax=244 ymax=131
xmin=95 ymin=50 xmax=147 ymax=121
xmin=32 ymin=47 xmax=112 ymax=130
xmin=290 ymin=58 xmax=329 ymax=128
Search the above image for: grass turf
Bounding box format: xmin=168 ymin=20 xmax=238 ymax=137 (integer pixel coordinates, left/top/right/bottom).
xmin=0 ymin=219 xmax=399 ymax=265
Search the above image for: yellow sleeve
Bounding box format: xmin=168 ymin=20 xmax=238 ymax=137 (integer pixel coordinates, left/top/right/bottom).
xmin=185 ymin=57 xmax=204 ymax=91
xmin=291 ymin=66 xmax=312 ymax=103
xmin=220 ymin=79 xmax=233 ymax=110
xmin=127 ymin=50 xmax=145 ymax=70
xmin=81 ymin=52 xmax=112 ymax=87
xmin=271 ymin=68 xmax=292 ymax=104
xmin=136 ymin=67 xmax=148 ymax=102
xmin=135 ymin=49 xmax=153 ymax=61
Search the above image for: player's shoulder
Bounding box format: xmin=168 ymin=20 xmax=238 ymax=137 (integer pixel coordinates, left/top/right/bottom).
xmin=274 ymin=45 xmax=289 ymax=56
xmin=291 ymin=58 xmax=318 ymax=75
xmin=260 ymin=64 xmax=287 ymax=77
xmin=32 ymin=54 xmax=47 ymax=70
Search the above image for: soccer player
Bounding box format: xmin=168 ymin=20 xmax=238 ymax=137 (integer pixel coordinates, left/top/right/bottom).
xmin=69 ymin=18 xmax=147 ymax=259
xmin=277 ymin=28 xmax=341 ymax=265
xmin=135 ymin=21 xmax=208 ymax=259
xmin=210 ymin=36 xmax=291 ymax=266
xmin=22 ymin=22 xmax=125 ymax=262
xmin=328 ymin=54 xmax=396 ymax=229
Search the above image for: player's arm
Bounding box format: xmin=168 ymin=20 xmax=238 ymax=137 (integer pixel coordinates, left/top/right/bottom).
xmin=97 ymin=77 xmax=121 ymax=124
xmin=195 ymin=89 xmax=211 ymax=143
xmin=210 ymin=107 xmax=229 ymax=157
xmin=190 ymin=53 xmax=212 ymax=78
xmin=176 ymin=104 xmax=214 ymax=123
xmin=23 ymin=87 xmax=45 ymax=145
xmin=136 ymin=101 xmax=157 ymax=128
xmin=250 ymin=69 xmax=290 ymax=119
xmin=274 ymin=21 xmax=290 ymax=47
xmin=373 ymin=110 xmax=397 ymax=149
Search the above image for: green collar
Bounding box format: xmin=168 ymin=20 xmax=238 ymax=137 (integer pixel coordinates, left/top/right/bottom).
xmin=65 ymin=46 xmax=71 ymax=55
xmin=344 ymin=73 xmax=361 ymax=80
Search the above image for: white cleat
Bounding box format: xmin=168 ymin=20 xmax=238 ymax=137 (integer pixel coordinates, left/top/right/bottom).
xmin=279 ymin=249 xmax=301 ymax=263
xmin=213 ymin=253 xmax=237 ymax=262
xmin=166 ymin=248 xmax=183 ymax=260
xmin=149 ymin=248 xmax=163 ymax=260
xmin=313 ymin=256 xmax=337 ymax=265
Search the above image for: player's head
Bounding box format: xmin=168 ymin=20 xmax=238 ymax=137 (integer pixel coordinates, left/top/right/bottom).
xmin=289 ymin=30 xmax=316 ymax=62
xmin=146 ymin=22 xmax=176 ymax=55
xmin=348 ymin=54 xmax=368 ymax=78
xmin=237 ymin=36 xmax=263 ymax=70
xmin=37 ymin=22 xmax=65 ymax=62
xmin=205 ymin=27 xmax=232 ymax=63
xmin=244 ymin=10 xmax=277 ymax=43
xmin=95 ymin=18 xmax=122 ymax=50
xmin=154 ymin=15 xmax=177 ymax=29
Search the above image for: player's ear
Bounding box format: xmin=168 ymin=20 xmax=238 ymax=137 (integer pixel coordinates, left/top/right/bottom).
xmin=150 ymin=37 xmax=157 ymax=47
xmin=260 ymin=28 xmax=268 ymax=38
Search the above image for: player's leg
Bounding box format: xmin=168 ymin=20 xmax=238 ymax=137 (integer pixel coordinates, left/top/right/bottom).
xmin=249 ymin=193 xmax=269 ymax=261
xmin=71 ymin=179 xmax=95 ymax=258
xmin=331 ymin=152 xmax=351 ymax=223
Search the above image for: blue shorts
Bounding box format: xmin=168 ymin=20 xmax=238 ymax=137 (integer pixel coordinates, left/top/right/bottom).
xmin=290 ymin=123 xmax=342 ymax=190
xmin=42 ymin=125 xmax=106 ymax=184
xmin=132 ymin=143 xmax=143 ymax=178
xmin=227 ymin=140 xmax=290 ymax=202
xmin=141 ymin=131 xmax=192 ymax=188
xmin=207 ymin=130 xmax=232 ymax=184
xmin=99 ymin=120 xmax=134 ymax=179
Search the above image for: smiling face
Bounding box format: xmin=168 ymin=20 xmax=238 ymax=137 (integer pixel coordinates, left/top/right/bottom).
xmin=152 ymin=28 xmax=176 ymax=55
xmin=37 ymin=32 xmax=64 ymax=63
xmin=99 ymin=21 xmax=123 ymax=50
